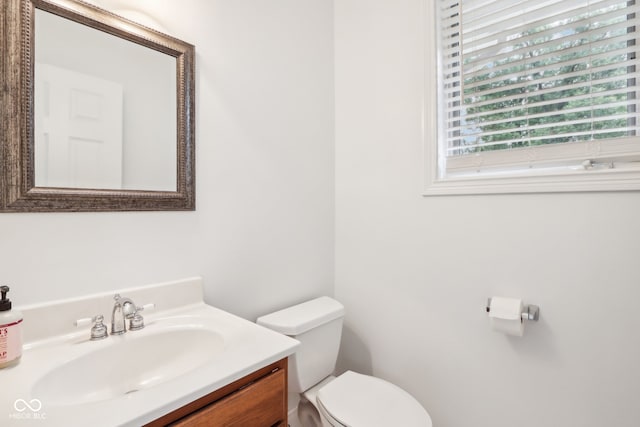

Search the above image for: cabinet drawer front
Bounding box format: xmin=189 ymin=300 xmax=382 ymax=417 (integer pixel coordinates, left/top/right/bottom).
xmin=172 ymin=369 xmax=286 ymax=427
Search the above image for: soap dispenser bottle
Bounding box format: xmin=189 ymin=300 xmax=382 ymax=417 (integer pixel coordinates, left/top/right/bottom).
xmin=0 ymin=286 xmax=23 ymax=368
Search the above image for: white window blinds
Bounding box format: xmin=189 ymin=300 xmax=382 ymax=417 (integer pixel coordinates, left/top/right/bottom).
xmin=437 ymin=0 xmax=640 ymax=175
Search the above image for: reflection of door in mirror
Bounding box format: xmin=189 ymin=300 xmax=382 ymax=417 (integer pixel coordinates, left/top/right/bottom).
xmin=34 ymin=63 xmax=124 ymax=189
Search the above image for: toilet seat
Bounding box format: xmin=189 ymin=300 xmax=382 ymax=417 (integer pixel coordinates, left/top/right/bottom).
xmin=316 ymin=371 xmax=432 ymax=427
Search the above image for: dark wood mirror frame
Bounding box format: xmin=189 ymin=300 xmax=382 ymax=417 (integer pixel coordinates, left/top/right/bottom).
xmin=0 ymin=0 xmax=195 ymax=212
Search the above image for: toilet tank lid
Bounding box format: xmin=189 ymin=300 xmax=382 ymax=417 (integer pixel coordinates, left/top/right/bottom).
xmin=256 ymin=296 xmax=345 ymax=336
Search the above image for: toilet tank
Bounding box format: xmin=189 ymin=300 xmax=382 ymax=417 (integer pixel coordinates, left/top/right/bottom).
xmin=257 ymin=297 xmax=345 ymax=393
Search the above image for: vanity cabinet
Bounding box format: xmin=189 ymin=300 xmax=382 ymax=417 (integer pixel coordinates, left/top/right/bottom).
xmin=146 ymin=358 xmax=288 ymax=427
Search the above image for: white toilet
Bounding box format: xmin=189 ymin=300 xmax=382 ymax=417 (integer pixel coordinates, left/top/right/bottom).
xmin=257 ymin=296 xmax=433 ymax=427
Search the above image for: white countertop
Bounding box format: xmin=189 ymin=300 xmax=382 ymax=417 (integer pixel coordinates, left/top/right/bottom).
xmin=0 ymin=278 xmax=299 ymax=426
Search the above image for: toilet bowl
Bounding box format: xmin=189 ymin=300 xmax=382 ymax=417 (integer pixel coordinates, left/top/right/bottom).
xmin=301 ymin=372 xmax=431 ymax=427
xmin=257 ymin=297 xmax=432 ymax=427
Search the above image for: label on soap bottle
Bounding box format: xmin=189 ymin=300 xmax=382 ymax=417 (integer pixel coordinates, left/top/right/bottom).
xmin=0 ymin=319 xmax=23 ymax=363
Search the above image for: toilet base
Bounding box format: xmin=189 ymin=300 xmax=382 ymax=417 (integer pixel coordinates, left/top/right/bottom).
xmin=298 ymin=376 xmax=338 ymax=427
xmin=298 ymin=397 xmax=323 ymax=427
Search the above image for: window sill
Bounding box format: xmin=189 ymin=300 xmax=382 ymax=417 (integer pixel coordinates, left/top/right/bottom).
xmin=423 ymin=167 xmax=640 ymax=196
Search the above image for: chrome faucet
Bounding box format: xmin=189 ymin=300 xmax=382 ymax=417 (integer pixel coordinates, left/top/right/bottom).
xmin=75 ymin=294 xmax=154 ymax=340
xmin=111 ymin=294 xmax=137 ymax=335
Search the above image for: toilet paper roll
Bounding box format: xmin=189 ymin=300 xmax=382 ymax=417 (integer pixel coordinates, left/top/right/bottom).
xmin=489 ymin=297 xmax=524 ymax=336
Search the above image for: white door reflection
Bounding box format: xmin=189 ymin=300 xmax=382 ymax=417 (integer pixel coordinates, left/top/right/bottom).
xmin=34 ymin=64 xmax=124 ymax=189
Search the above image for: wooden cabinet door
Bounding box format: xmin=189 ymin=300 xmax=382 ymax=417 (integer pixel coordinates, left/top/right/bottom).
xmin=171 ymin=369 xmax=286 ymax=427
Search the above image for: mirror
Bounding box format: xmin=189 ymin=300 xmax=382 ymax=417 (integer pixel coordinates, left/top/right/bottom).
xmin=1 ymin=0 xmax=195 ymax=211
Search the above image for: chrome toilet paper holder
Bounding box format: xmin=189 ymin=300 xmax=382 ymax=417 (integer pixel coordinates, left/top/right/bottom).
xmin=485 ymin=298 xmax=540 ymax=321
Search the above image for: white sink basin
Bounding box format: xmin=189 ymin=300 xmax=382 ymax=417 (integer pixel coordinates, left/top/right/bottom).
xmin=31 ymin=328 xmax=224 ymax=407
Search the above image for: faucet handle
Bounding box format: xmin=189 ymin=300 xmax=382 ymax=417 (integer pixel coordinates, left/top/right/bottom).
xmin=138 ymin=303 xmax=155 ymax=312
xmin=75 ymin=316 xmax=95 ymax=328
xmin=128 ymin=303 xmax=155 ymax=331
xmin=90 ymin=315 xmax=109 ymax=340
xmin=75 ymin=314 xmax=108 ymax=340
xmin=114 ymin=294 xmax=138 ymax=319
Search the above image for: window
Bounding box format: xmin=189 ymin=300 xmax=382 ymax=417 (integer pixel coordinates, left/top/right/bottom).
xmin=426 ymin=0 xmax=640 ymax=194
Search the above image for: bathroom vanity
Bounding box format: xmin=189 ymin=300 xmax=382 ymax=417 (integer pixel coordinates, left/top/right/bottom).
xmin=0 ymin=278 xmax=298 ymax=427
xmin=147 ymin=358 xmax=287 ymax=426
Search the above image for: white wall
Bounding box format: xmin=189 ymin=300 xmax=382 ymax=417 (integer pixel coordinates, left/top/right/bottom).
xmin=0 ymin=0 xmax=335 ymax=321
xmin=334 ymin=1 xmax=640 ymax=426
